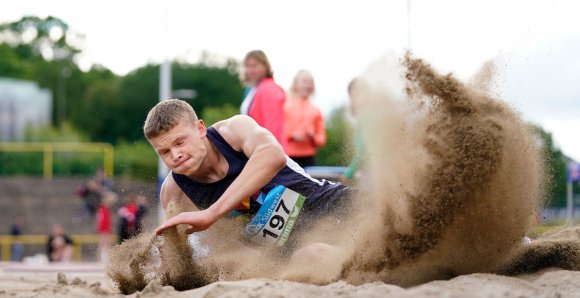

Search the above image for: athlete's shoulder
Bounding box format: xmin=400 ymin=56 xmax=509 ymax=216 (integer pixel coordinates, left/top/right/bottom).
xmin=213 ymin=115 xmax=259 ymax=137
xmin=212 ymin=114 xmax=254 ymax=129
xmin=160 ymin=172 xmax=182 ymax=196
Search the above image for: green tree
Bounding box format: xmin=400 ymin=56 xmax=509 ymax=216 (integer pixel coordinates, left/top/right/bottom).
xmin=0 ymin=15 xmax=82 ymax=61
xmin=115 ymin=141 xmax=158 ymax=180
xmin=24 ymin=121 xmax=88 ymax=142
xmin=316 ymin=106 xmax=354 ymax=166
xmin=173 ymin=60 xmax=243 ymax=113
xmin=71 ymin=72 xmax=122 ymax=143
xmin=0 ymin=44 xmax=25 ymax=77
xmin=201 ymin=104 xmax=240 ymax=126
xmin=529 ymin=124 xmax=568 ymax=207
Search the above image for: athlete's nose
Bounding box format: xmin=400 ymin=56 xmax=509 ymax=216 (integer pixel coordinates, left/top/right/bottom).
xmin=171 ymin=149 xmax=182 ymax=162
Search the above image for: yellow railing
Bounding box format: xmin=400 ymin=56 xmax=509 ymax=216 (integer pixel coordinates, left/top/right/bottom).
xmin=0 ymin=142 xmax=114 ymax=179
xmin=0 ymin=234 xmax=115 ymax=261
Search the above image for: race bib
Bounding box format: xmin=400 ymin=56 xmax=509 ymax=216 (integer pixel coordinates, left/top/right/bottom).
xmin=243 ymin=186 xmax=305 ymax=246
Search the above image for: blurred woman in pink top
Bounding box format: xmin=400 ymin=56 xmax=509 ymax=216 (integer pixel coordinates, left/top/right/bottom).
xmin=284 ymin=70 xmax=326 ymax=168
xmin=240 ymin=50 xmax=288 ymax=151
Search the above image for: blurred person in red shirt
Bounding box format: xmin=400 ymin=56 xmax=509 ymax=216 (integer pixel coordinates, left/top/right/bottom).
xmin=284 ymin=70 xmax=326 ymax=168
xmin=118 ymin=194 xmax=149 ymax=242
xmin=96 ymin=192 xmax=117 ymax=262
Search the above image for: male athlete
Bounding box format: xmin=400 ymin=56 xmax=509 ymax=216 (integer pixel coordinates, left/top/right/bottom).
xmin=147 ymin=99 xmax=353 ymax=250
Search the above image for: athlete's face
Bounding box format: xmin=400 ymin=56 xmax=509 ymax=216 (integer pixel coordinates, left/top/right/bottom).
xmin=148 ymin=119 xmax=208 ymax=176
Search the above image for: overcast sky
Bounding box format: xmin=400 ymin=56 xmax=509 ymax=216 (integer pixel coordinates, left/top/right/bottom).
xmin=2 ymin=0 xmax=579 ymax=160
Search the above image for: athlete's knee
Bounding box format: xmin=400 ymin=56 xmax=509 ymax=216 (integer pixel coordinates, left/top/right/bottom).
xmin=291 ymin=242 xmax=335 ymax=263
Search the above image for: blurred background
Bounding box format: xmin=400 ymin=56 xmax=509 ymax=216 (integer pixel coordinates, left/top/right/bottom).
xmin=0 ymin=0 xmax=579 ymax=263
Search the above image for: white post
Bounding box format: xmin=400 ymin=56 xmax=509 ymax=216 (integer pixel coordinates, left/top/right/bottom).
xmin=157 ymin=2 xmax=172 ymax=224
xmin=157 ymin=60 xmax=171 ymax=225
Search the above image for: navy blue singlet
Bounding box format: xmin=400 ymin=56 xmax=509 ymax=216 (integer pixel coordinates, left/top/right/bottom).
xmin=172 ymin=127 xmax=351 ymax=216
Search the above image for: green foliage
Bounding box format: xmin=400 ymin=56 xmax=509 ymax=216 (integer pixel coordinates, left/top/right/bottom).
xmin=52 ymin=152 xmax=104 ymax=176
xmin=0 ymin=152 xmax=96 ymax=177
xmin=114 ymin=141 xmax=158 ymax=181
xmin=201 ymin=104 xmax=240 ymax=126
xmin=0 ymin=44 xmax=25 ymax=76
xmin=71 ymin=73 xmax=122 ymax=143
xmin=0 ymin=152 xmax=44 ymax=175
xmin=316 ymin=106 xmax=354 ymax=166
xmin=0 ymin=15 xmax=82 ymax=61
xmin=113 ymin=64 xmax=159 ymax=142
xmin=529 ymin=124 xmax=568 ymax=207
xmin=173 ymin=61 xmax=243 ymax=114
xmin=24 ymin=121 xmax=88 ymax=142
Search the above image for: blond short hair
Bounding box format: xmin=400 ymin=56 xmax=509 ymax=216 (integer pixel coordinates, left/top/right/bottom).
xmin=143 ymin=99 xmax=198 ymax=139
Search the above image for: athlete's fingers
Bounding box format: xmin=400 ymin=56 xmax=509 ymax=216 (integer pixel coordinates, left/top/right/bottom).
xmin=154 ymin=223 xmax=173 ymax=235
xmin=154 ymin=213 xmax=185 ymax=235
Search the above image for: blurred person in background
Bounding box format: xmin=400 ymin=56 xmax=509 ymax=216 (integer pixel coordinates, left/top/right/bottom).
xmin=342 ymin=78 xmax=369 ymax=185
xmin=46 ymin=224 xmax=73 ymax=263
xmin=96 ymin=192 xmax=117 ymax=262
xmin=240 ymin=50 xmax=288 ymax=152
xmin=9 ymin=215 xmax=25 ymax=261
xmin=134 ymin=195 xmax=149 ymax=235
xmin=75 ymin=168 xmax=115 ymax=219
xmin=284 ymin=70 xmax=326 ymax=168
xmin=118 ymin=194 xmax=149 ymax=242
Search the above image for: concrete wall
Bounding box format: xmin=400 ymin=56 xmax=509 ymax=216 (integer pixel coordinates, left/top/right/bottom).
xmin=0 ymin=176 xmax=158 ymax=235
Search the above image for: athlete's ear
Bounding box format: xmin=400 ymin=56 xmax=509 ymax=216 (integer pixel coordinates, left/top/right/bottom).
xmin=197 ymin=119 xmax=207 ymax=138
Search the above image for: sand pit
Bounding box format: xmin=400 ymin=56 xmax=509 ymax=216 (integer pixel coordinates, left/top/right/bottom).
xmin=3 ymin=228 xmax=580 ymax=297
xmin=2 ymin=260 xmax=580 ymax=297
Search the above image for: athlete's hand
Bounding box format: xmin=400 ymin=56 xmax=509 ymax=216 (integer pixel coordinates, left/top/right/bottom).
xmin=155 ymin=210 xmax=217 ymax=235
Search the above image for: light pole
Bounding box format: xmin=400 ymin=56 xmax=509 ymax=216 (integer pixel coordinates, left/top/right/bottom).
xmin=157 ymin=60 xmax=172 ymax=224
xmin=157 ymin=1 xmax=172 ymax=224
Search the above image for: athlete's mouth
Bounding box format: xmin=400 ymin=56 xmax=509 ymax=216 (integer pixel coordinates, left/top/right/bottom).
xmin=175 ymin=157 xmax=190 ymax=168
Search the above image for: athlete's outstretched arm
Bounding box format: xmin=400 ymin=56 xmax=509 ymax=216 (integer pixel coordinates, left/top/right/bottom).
xmin=154 ymin=173 xmax=202 ymax=234
xmin=155 ymin=115 xmax=286 ymax=234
